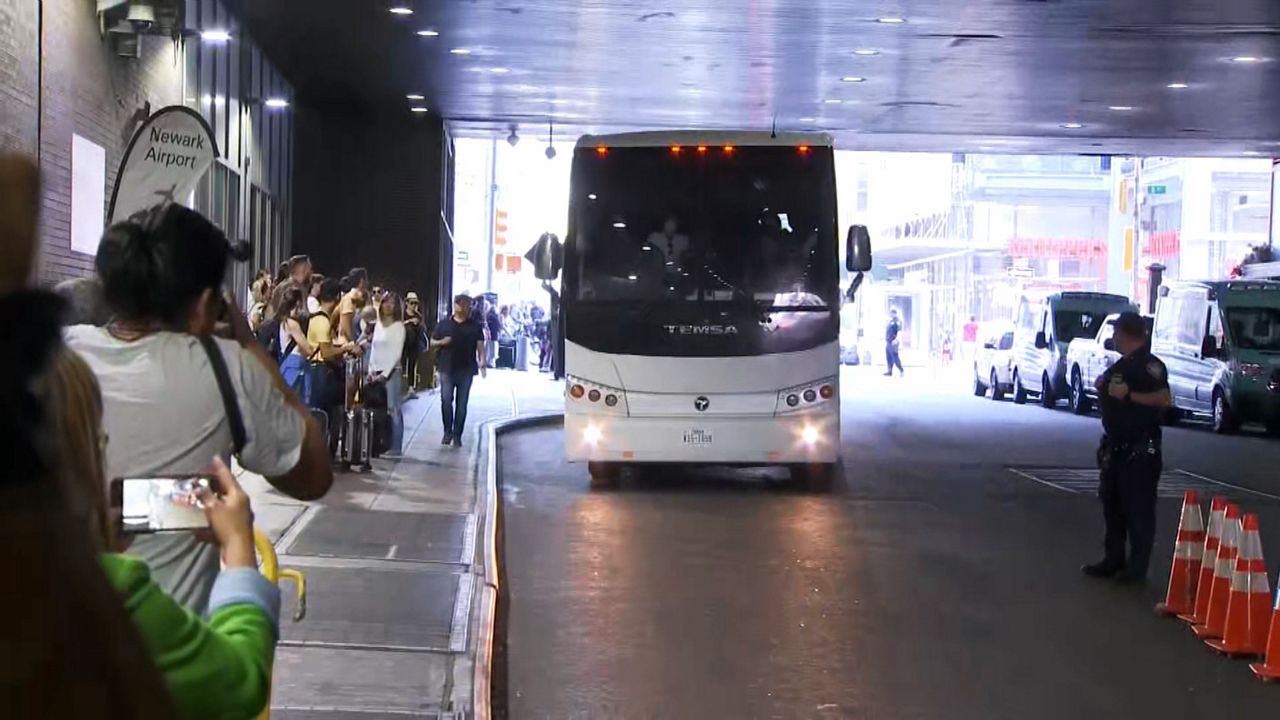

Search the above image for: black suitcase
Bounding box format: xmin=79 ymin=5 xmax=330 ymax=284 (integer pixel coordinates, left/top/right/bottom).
xmin=342 ymin=407 xmax=374 ymax=471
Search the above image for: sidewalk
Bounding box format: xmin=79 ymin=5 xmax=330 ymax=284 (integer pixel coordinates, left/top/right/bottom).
xmin=238 ymin=369 xmax=562 ymax=719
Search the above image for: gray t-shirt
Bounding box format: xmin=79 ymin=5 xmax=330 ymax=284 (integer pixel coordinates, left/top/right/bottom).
xmin=65 ymin=327 xmax=306 ymax=612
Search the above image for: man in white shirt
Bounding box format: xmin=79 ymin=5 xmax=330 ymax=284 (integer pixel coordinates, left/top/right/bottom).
xmin=646 ymin=215 xmax=690 ymax=267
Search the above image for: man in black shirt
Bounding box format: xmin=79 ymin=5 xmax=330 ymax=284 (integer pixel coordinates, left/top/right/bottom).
xmin=432 ymin=294 xmax=487 ymax=447
xmin=884 ymin=308 xmax=904 ymax=377
xmin=1083 ymin=312 xmax=1171 ymax=583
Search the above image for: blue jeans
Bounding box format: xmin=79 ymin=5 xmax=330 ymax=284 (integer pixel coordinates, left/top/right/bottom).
xmin=281 ymin=354 xmax=309 ymax=399
xmin=440 ymin=373 xmax=475 ymax=439
xmin=385 ymin=370 xmax=404 ymax=454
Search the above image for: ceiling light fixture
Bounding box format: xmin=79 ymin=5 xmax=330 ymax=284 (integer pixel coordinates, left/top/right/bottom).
xmin=417 ymin=29 xmax=439 ymax=37
xmin=388 ymin=5 xmax=414 ymax=15
xmin=264 ymin=98 xmax=289 ymax=109
xmin=799 ymin=117 xmax=816 ymax=123
xmin=450 ymin=47 xmax=471 ymax=55
xmin=1243 ymin=150 xmax=1263 ymax=156
xmin=877 ymin=16 xmax=906 ymax=24
xmin=841 ymin=76 xmax=867 ymax=83
xmin=1231 ymin=56 xmax=1262 ymax=64
xmin=1167 ymin=82 xmax=1189 ymax=89
xmin=545 ymin=118 xmax=557 ymax=159
xmin=491 ymin=67 xmax=510 ymax=74
xmin=410 ymin=106 xmax=429 ymax=113
xmin=201 ymin=29 xmax=232 ymax=43
xmin=1108 ymin=105 xmax=1135 ymax=111
xmin=406 ymin=93 xmax=425 ymax=100
xmin=1060 ymin=122 xmax=1085 ymax=129
xmin=853 ymin=49 xmax=880 ymax=56
xmin=507 ymin=124 xmax=520 ymax=146
xmin=822 ymin=99 xmax=843 ymax=105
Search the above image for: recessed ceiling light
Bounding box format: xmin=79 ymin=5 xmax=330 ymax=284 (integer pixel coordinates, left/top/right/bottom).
xmin=1108 ymin=105 xmax=1135 ymax=111
xmin=853 ymin=49 xmax=880 ymax=56
xmin=410 ymin=106 xmax=429 ymax=113
xmin=549 ymin=98 xmax=570 ymax=105
xmin=264 ymin=98 xmax=289 ymax=109
xmin=388 ymin=5 xmax=413 ymax=15
xmin=877 ymin=16 xmax=906 ymax=24
xmin=1167 ymin=82 xmax=1189 ymax=89
xmin=1242 ymin=150 xmax=1263 ymax=156
xmin=1231 ymin=56 xmax=1262 ymax=64
xmin=406 ymin=93 xmax=425 ymax=100
xmin=1060 ymin=122 xmax=1085 ymax=129
xmin=841 ymin=76 xmax=867 ymax=83
xmin=799 ymin=117 xmax=817 ymax=123
xmin=491 ymin=67 xmax=510 ymax=74
xmin=201 ymin=29 xmax=231 ymax=43
xmin=978 ymin=146 xmax=996 ymax=151
xmin=450 ymin=47 xmax=471 ymax=55
xmin=823 ymin=99 xmax=843 ymax=105
xmin=417 ymin=29 xmax=439 ymax=37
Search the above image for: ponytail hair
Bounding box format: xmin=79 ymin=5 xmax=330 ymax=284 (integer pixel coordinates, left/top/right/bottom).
xmin=95 ymin=203 xmax=240 ymax=327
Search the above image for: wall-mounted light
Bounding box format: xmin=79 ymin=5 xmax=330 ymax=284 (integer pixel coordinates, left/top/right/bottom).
xmin=410 ymin=106 xmax=429 ymax=113
xmin=264 ymin=98 xmax=289 ymax=109
xmin=388 ymin=4 xmax=414 ymax=15
xmin=201 ymin=29 xmax=232 ymax=43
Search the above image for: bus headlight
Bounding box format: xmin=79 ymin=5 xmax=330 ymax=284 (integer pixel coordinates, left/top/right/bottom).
xmin=801 ymin=425 xmax=821 ymax=446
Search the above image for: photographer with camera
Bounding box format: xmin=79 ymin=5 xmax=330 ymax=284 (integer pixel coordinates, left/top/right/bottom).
xmin=64 ymin=203 xmax=333 ymax=613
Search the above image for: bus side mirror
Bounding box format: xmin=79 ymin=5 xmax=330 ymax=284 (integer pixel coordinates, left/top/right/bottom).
xmin=526 ymin=233 xmax=563 ymax=281
xmin=846 ymin=225 xmax=872 ymax=273
xmin=1103 ymin=338 xmax=1116 ymax=352
xmin=1035 ymin=331 xmax=1049 ymax=349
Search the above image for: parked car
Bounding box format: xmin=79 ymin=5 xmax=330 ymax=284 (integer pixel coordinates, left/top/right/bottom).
xmin=1064 ymin=313 xmax=1154 ymax=415
xmin=1152 ymin=280 xmax=1280 ymax=434
xmin=973 ymin=324 xmax=1015 ymax=400
xmin=1011 ymin=291 xmax=1138 ymax=408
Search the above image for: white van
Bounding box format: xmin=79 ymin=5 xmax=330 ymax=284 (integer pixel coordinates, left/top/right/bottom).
xmin=1011 ymin=291 xmax=1138 ymax=407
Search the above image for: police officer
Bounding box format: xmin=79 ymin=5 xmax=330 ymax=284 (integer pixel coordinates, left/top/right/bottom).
xmin=1082 ymin=312 xmax=1172 ymax=583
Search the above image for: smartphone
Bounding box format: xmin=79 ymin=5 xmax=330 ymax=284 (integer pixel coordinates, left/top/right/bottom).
xmin=110 ymin=475 xmax=220 ymax=533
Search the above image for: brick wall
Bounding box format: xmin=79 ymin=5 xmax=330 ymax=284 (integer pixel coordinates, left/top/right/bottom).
xmin=36 ymin=0 xmax=182 ymax=284
xmin=0 ymin=0 xmax=38 ymax=154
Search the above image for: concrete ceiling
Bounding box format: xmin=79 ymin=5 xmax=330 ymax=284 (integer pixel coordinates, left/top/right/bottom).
xmin=231 ymin=0 xmax=1280 ymax=155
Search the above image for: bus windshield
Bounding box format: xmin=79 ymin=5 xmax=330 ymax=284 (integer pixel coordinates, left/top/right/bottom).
xmin=570 ymin=145 xmax=838 ymax=310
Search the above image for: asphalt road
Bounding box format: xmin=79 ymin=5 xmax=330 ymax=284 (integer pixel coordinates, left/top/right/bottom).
xmin=497 ymin=368 xmax=1280 ymax=720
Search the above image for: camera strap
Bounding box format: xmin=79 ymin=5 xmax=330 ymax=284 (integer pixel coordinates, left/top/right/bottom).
xmin=198 ymin=336 xmax=247 ymax=456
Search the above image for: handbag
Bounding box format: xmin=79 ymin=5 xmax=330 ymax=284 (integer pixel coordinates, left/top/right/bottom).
xmin=363 ymin=376 xmax=389 ymax=410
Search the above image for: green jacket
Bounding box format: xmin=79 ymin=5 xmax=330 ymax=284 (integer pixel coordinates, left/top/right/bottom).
xmin=101 ymin=553 xmax=279 ymax=720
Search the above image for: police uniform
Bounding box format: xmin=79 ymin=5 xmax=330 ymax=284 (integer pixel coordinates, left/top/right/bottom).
xmin=1089 ymin=347 xmax=1168 ymax=581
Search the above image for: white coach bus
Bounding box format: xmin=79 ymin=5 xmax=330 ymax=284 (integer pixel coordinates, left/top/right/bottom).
xmin=530 ymin=131 xmax=872 ymax=486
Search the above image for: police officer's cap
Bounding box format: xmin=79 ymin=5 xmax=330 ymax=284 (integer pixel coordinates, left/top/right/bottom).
xmin=1114 ymin=311 xmax=1147 ymax=339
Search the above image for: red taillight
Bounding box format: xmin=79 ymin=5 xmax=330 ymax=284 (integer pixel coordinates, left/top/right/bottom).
xmin=696 ymin=145 xmax=708 ymax=154
xmin=595 ymin=145 xmax=608 ymax=157
xmin=820 ymin=384 xmax=834 ymax=399
xmin=588 ymin=389 xmax=601 ymax=402
xmin=798 ymin=145 xmax=810 ymax=154
xmin=670 ymin=145 xmax=682 ymax=155
xmin=570 ymin=384 xmax=585 ymax=399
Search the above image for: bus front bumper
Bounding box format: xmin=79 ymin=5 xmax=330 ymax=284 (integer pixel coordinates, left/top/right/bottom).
xmin=564 ymin=411 xmax=840 ymax=465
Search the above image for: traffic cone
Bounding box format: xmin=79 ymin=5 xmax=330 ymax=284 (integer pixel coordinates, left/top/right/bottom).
xmin=1193 ymin=504 xmax=1241 ymax=640
xmin=1180 ymin=497 xmax=1227 ymax=626
xmin=1249 ymin=584 xmax=1280 ymax=681
xmin=1208 ymin=513 xmax=1271 ymax=656
xmin=1156 ymin=490 xmax=1205 ymax=616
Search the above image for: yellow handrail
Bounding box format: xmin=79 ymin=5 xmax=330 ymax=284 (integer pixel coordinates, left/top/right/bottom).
xmin=253 ymin=529 xmax=307 ymax=720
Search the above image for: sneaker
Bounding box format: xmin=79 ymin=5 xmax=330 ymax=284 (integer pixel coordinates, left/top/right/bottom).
xmin=1081 ymin=561 xmax=1124 ymax=579
xmin=441 ymin=434 xmax=453 ymax=445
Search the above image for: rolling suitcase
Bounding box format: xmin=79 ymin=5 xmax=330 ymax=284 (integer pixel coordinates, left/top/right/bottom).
xmin=342 ymin=407 xmax=373 ymax=471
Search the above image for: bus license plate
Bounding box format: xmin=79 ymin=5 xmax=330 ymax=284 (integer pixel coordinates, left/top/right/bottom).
xmin=683 ymin=428 xmax=713 ymax=446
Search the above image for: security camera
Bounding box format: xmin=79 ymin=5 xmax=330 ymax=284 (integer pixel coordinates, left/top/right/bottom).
xmin=545 ymin=145 xmax=557 ymax=160
xmin=507 ymin=126 xmax=519 ymax=146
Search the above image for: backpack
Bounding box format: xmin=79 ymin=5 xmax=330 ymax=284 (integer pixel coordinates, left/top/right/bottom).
xmin=256 ymin=317 xmax=297 ymax=365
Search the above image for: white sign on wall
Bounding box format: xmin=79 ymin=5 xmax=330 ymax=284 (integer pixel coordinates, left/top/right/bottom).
xmin=71 ymin=134 xmax=106 ymax=256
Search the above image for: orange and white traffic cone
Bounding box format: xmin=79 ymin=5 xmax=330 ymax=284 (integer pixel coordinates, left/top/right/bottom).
xmin=1180 ymin=497 xmax=1227 ymax=626
xmin=1208 ymin=513 xmax=1271 ymax=656
xmin=1156 ymin=490 xmax=1205 ymax=616
xmin=1249 ymin=584 xmax=1280 ymax=681
xmin=1193 ymin=504 xmax=1242 ymax=640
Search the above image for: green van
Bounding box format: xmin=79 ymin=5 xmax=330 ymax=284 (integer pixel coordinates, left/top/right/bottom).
xmin=1152 ymin=280 xmax=1280 ymax=434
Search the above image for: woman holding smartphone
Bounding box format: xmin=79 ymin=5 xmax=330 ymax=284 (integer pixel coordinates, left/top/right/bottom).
xmin=47 ymin=347 xmax=279 ymax=720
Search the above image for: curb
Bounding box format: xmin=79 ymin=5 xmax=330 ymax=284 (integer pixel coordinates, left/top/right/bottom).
xmin=472 ymin=412 xmax=563 ymax=720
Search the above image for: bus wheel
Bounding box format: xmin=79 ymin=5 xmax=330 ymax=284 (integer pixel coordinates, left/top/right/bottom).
xmin=790 ymin=463 xmax=837 ymax=492
xmin=588 ymin=461 xmax=621 ymax=489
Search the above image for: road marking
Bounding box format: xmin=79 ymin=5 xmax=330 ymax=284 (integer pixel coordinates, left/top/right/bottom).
xmin=1008 ymin=467 xmax=1078 ymax=494
xmin=1008 ymin=466 xmax=1280 ymax=502
xmin=1174 ymin=469 xmax=1280 ymax=501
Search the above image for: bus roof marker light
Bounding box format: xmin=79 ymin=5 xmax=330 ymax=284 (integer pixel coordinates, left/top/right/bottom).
xmin=798 ymin=145 xmax=810 ymax=154
xmin=696 ymin=145 xmax=708 ymax=154
xmin=670 ymin=145 xmax=682 ymax=155
xmin=596 ymin=145 xmax=608 ymax=156
xmin=723 ymin=145 xmax=735 ymax=154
